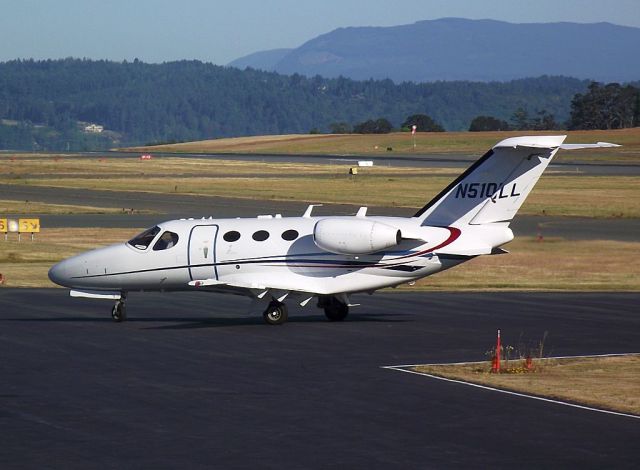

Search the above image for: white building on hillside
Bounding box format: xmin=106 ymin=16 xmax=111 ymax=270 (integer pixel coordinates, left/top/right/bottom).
xmin=84 ymin=124 xmax=104 ymax=133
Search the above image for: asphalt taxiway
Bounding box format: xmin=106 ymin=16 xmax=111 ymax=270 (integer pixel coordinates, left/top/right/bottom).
xmin=3 ymin=183 xmax=640 ymax=242
xmin=0 ymin=290 xmax=638 ymax=469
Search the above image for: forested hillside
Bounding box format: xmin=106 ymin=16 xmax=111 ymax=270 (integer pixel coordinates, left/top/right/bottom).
xmin=0 ymin=59 xmax=590 ymax=150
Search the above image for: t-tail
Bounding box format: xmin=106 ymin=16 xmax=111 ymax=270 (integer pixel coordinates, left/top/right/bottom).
xmin=413 ymin=135 xmax=618 ymax=227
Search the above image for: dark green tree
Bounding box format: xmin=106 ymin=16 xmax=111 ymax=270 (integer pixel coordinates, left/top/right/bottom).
xmin=510 ymin=107 xmax=531 ymax=130
xmin=401 ymin=114 xmax=445 ymax=132
xmin=468 ymin=115 xmax=510 ymax=131
xmin=569 ymin=82 xmax=639 ymax=130
xmin=353 ymin=118 xmax=393 ymax=134
xmin=328 ymin=122 xmax=352 ymax=134
xmin=531 ymin=110 xmax=558 ymax=130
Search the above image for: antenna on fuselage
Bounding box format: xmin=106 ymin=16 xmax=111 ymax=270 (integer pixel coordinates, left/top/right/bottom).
xmin=303 ymin=204 xmax=323 ymax=218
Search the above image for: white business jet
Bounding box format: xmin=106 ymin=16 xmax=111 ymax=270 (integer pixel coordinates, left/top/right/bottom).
xmin=48 ymin=135 xmax=617 ymax=324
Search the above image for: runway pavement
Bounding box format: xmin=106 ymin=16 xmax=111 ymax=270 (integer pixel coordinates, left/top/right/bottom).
xmin=0 ymin=290 xmax=638 ymax=469
xmin=2 ymin=150 xmax=639 ymax=175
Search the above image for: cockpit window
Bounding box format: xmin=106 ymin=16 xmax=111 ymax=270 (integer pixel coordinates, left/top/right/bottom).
xmin=128 ymin=226 xmax=161 ymax=250
xmin=153 ymin=231 xmax=179 ymax=251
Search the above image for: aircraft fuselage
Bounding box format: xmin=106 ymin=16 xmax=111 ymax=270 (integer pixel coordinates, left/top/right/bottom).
xmin=49 ymin=215 xmax=472 ymax=295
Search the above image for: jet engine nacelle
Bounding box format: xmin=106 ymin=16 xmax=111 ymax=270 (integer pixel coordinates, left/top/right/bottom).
xmin=313 ymin=218 xmax=402 ymax=255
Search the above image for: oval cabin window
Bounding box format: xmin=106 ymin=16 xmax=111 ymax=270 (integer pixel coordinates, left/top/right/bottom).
xmin=281 ymin=229 xmax=299 ymax=241
xmin=252 ymin=230 xmax=269 ymax=241
xmin=223 ymin=231 xmax=241 ymax=242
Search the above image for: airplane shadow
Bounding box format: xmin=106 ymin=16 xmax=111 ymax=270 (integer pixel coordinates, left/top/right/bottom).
xmin=143 ymin=313 xmax=411 ymax=330
xmin=1 ymin=313 xmax=410 ymax=330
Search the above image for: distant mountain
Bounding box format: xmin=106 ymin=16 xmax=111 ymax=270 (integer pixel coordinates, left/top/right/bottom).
xmin=227 ymin=48 xmax=292 ymax=71
xmin=229 ymin=18 xmax=640 ymax=83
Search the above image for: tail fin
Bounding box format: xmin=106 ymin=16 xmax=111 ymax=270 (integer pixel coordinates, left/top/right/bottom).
xmin=414 ymin=135 xmax=568 ymax=226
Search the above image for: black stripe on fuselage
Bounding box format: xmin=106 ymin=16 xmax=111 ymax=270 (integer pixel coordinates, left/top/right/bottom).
xmin=383 ymin=265 xmax=423 ymax=272
xmin=70 ymin=257 xmax=394 ymax=280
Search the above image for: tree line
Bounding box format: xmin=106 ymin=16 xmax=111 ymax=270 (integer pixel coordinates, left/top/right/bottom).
xmin=0 ymin=59 xmax=636 ymax=150
xmin=466 ymin=82 xmax=640 ymax=132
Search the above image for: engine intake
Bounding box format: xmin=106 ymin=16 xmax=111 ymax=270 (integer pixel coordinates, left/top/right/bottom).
xmin=313 ymin=218 xmax=402 ymax=255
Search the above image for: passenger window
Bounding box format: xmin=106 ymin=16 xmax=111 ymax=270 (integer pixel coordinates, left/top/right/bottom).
xmin=252 ymin=230 xmax=269 ymax=241
xmin=282 ymin=229 xmax=299 ymax=241
xmin=128 ymin=226 xmax=161 ymax=250
xmin=153 ymin=231 xmax=179 ymax=251
xmin=223 ymin=231 xmax=241 ymax=242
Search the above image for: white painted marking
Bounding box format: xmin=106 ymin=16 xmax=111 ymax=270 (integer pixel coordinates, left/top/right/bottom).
xmin=382 ymin=352 xmax=640 ymax=420
xmin=385 ymin=352 xmax=640 ymax=369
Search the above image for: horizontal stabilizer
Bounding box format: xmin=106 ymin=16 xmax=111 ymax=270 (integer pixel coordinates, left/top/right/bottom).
xmin=559 ymin=142 xmax=621 ymax=150
xmin=493 ymin=135 xmax=567 ymax=149
xmin=436 ymin=245 xmax=493 ymax=256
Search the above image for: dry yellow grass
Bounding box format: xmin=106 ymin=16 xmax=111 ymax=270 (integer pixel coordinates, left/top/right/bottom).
xmin=1 ymin=231 xmax=639 ymax=291
xmin=4 ymin=129 xmax=639 ymax=219
xmin=413 ymin=355 xmax=640 ymax=415
xmin=1 ymin=155 xmax=452 ymax=178
xmin=125 ymin=128 xmax=640 ymax=163
xmin=407 ymin=237 xmax=640 ymax=291
xmin=0 ymin=228 xmax=139 ymax=288
xmin=4 ymin=173 xmax=638 ymax=218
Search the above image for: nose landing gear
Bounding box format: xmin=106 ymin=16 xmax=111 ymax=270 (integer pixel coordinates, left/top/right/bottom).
xmin=111 ymin=293 xmax=127 ymax=322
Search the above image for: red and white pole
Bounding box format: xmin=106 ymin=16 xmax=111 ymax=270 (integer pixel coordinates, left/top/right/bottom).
xmin=491 ymin=329 xmax=501 ymax=373
xmin=496 ymin=329 xmax=501 ymax=373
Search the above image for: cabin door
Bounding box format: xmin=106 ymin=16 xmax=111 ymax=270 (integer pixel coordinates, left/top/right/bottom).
xmin=188 ymin=225 xmax=219 ymax=281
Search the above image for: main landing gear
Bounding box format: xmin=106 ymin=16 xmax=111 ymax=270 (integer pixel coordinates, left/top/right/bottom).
xmin=261 ymin=295 xmax=349 ymax=325
xmin=111 ymin=293 xmax=127 ymax=322
xmin=318 ymin=296 xmax=349 ymax=322
xmin=262 ymin=300 xmax=288 ymax=326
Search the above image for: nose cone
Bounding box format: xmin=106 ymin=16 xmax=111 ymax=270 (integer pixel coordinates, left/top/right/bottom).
xmin=48 ymin=259 xmax=72 ymax=287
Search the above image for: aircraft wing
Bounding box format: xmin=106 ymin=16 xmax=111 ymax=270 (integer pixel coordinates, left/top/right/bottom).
xmin=188 ymin=278 xmax=317 ymax=306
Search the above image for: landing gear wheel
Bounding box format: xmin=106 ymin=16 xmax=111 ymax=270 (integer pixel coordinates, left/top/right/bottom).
xmin=111 ymin=300 xmax=127 ymax=322
xmin=319 ymin=295 xmax=349 ymax=322
xmin=324 ymin=303 xmax=349 ymax=322
xmin=263 ymin=301 xmax=288 ymax=325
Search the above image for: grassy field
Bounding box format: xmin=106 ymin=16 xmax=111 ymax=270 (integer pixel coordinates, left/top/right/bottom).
xmin=2 ymin=158 xmax=639 ymax=218
xmin=408 ymin=237 xmax=640 ymax=291
xmin=413 ymin=355 xmax=640 ymax=415
xmin=124 ymin=128 xmax=640 ymax=163
xmin=2 ymin=230 xmax=639 ymax=290
xmin=0 ymin=228 xmax=135 ymax=288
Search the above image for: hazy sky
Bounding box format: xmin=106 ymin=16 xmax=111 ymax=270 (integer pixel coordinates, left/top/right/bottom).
xmin=1 ymin=0 xmax=639 ymax=65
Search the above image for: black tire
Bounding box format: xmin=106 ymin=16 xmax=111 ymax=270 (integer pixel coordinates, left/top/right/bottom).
xmin=324 ymin=302 xmax=349 ymax=322
xmin=263 ymin=301 xmax=288 ymax=325
xmin=111 ymin=302 xmax=127 ymax=322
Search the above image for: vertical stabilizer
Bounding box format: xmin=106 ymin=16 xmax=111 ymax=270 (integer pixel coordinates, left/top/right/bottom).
xmin=414 ymin=135 xmax=566 ymax=226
